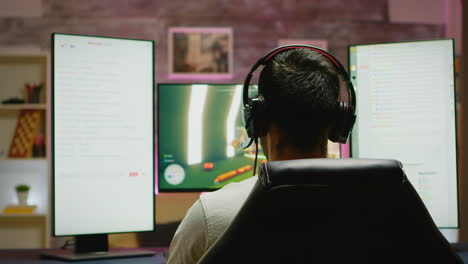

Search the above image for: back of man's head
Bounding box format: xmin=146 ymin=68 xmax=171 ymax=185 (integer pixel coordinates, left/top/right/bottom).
xmin=258 ymin=48 xmax=340 ymax=152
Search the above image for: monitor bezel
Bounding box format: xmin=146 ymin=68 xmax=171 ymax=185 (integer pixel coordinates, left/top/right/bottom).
xmin=51 ymin=32 xmax=156 ymax=236
xmin=347 ymin=38 xmax=459 ymax=229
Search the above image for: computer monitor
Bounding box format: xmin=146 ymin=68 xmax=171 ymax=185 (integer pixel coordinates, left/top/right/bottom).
xmin=348 ymin=39 xmax=458 ymax=229
xmin=157 ymin=83 xmax=342 ymax=192
xmin=46 ymin=33 xmax=155 ymax=260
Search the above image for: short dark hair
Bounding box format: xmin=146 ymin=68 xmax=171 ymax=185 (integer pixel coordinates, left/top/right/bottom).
xmin=258 ymin=48 xmax=340 ymax=151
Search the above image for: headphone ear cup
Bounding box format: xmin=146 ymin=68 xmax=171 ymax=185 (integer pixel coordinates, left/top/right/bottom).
xmin=243 ymin=102 xmax=256 ymax=139
xmin=243 ymin=96 xmax=268 ymax=139
xmin=254 ymin=95 xmax=268 ymax=138
xmin=329 ymin=101 xmax=354 ymax=144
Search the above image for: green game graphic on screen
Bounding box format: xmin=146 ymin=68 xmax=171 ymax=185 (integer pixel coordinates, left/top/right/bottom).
xmin=158 ymin=84 xmax=265 ymax=192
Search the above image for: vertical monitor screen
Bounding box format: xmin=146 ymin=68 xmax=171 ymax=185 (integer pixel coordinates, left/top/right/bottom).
xmin=349 ymin=39 xmax=458 ymax=228
xmin=157 ymin=83 xmax=342 ymax=192
xmin=52 ymin=33 xmax=154 ymax=236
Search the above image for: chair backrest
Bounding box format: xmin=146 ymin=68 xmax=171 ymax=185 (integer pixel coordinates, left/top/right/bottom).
xmin=197 ymin=158 xmax=462 ymax=264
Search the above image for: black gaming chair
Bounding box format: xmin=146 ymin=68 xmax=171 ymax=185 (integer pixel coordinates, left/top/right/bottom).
xmin=197 ymin=158 xmax=462 ymax=264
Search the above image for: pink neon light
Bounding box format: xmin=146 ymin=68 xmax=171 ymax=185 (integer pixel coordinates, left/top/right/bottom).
xmin=168 ymin=73 xmax=234 ymax=80
xmin=340 ymin=140 xmax=350 ymax=158
xmin=155 ymin=135 xmax=159 ymax=194
xmin=170 ymin=27 xmax=232 ymax=34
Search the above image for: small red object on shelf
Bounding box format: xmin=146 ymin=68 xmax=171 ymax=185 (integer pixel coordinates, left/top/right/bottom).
xmin=24 ymin=82 xmax=44 ymax=103
xmin=32 ymin=133 xmax=46 ymax=157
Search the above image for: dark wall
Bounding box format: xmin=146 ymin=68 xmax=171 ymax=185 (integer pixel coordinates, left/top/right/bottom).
xmin=0 ymin=0 xmax=444 ymax=85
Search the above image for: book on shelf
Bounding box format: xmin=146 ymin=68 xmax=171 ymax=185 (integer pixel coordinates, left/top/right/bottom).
xmin=8 ymin=109 xmax=42 ymax=158
xmin=2 ymin=205 xmax=37 ymax=214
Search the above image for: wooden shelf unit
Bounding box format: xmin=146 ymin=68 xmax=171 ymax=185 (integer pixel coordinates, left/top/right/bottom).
xmin=0 ymin=50 xmax=51 ymax=249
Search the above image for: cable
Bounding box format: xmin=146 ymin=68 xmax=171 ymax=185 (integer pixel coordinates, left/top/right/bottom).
xmin=253 ymin=137 xmax=259 ymax=176
xmin=61 ymin=238 xmax=74 ymax=250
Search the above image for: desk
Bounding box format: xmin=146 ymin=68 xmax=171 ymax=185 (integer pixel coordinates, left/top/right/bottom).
xmin=0 ymin=248 xmax=168 ymax=264
xmin=1 ymin=247 xmax=468 ymax=263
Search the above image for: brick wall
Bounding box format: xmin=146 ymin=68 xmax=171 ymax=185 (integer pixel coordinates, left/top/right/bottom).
xmin=0 ymin=0 xmax=444 ymax=83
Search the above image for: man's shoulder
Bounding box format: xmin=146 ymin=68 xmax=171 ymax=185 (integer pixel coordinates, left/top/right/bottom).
xmin=200 ymin=176 xmax=258 ymax=203
xmin=198 ymin=176 xmax=258 ymax=247
xmin=198 ymin=176 xmax=257 ymax=220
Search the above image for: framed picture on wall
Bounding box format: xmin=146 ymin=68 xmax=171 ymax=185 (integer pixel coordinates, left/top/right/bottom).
xmin=278 ymin=39 xmax=328 ymax=51
xmin=168 ymin=27 xmax=234 ymax=79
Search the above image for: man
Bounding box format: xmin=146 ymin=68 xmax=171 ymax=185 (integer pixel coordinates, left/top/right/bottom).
xmin=167 ymin=47 xmax=342 ymax=264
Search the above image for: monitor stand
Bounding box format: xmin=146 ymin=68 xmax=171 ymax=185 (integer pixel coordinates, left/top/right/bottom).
xmin=40 ymin=234 xmax=156 ymax=261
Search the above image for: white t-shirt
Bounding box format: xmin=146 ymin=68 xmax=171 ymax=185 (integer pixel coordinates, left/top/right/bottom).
xmin=167 ymin=176 xmax=258 ymax=264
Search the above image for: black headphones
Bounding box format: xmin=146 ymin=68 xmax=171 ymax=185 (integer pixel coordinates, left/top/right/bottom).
xmin=242 ymin=44 xmax=356 ymax=148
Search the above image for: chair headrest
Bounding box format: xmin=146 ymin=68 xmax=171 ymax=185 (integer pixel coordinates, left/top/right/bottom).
xmin=258 ymin=158 xmax=405 ymax=190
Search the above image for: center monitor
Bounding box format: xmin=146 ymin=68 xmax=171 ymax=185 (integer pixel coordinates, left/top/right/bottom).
xmin=157 ymin=83 xmax=342 ymax=192
xmin=158 ymin=84 xmax=264 ymax=192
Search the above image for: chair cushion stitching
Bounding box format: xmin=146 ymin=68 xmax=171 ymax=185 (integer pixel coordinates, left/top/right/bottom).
xmin=264 ymin=162 xmax=270 ymax=186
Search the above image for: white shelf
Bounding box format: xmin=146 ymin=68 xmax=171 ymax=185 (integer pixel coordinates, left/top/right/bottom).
xmin=0 ymin=104 xmax=47 ymax=110
xmin=0 ymin=213 xmax=46 ymax=218
xmin=0 ymin=157 xmax=47 ymax=161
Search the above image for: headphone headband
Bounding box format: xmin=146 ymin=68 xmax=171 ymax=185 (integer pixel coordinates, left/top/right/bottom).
xmin=243 ymin=45 xmax=353 ymax=106
xmin=263 ymin=45 xmax=341 ymax=69
xmin=242 ymin=44 xmax=356 ymax=147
